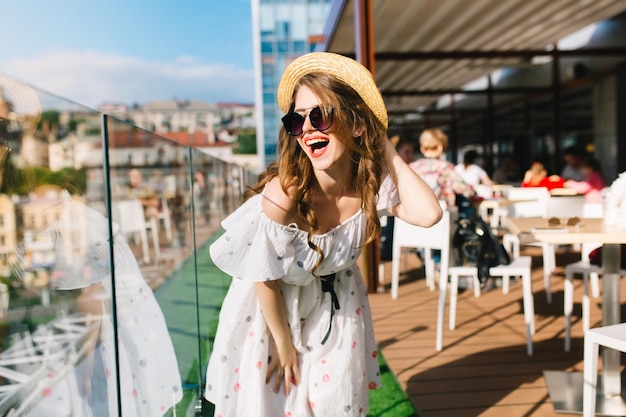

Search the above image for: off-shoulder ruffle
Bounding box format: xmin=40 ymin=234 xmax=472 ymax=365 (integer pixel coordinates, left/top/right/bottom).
xmin=211 ymin=174 xmax=399 ymax=281
xmin=210 ymin=194 xmax=300 ymax=281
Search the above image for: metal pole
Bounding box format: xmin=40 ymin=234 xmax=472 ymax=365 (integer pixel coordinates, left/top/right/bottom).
xmin=354 ymin=0 xmax=379 ymax=293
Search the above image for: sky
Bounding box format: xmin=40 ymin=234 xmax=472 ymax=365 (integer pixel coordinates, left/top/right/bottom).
xmin=0 ymin=0 xmax=255 ymax=109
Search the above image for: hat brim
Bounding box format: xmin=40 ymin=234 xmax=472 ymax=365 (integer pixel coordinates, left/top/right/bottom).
xmin=277 ymin=52 xmax=388 ymax=129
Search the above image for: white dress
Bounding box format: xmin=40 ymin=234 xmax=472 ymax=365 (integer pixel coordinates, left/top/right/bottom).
xmin=205 ymin=176 xmax=399 ymax=417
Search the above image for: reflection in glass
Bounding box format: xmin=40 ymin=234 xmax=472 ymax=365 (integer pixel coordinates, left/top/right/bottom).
xmin=0 ymin=73 xmax=251 ymax=415
xmin=9 ymin=198 xmax=182 ymax=415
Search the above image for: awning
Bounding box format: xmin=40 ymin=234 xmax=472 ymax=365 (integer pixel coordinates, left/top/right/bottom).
xmin=322 ymin=0 xmax=626 ymax=125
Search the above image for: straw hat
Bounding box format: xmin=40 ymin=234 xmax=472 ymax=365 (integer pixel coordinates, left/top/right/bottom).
xmin=277 ymin=52 xmax=388 ymax=128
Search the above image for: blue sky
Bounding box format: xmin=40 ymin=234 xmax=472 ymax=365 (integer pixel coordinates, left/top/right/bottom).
xmin=0 ymin=0 xmax=254 ymax=108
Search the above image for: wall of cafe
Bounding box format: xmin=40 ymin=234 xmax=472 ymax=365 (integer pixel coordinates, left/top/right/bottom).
xmin=593 ymin=74 xmax=619 ymax=183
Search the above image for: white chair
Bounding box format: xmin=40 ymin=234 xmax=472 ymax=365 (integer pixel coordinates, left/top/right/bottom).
xmin=440 ymin=228 xmax=535 ymax=355
xmin=412 ymin=210 xmax=481 ymax=351
xmin=562 ymin=202 xmax=621 ymax=351
xmin=478 ymin=199 xmax=500 ymax=228
xmin=564 ymin=256 xmax=626 ymax=351
xmin=391 ymin=207 xmax=457 ymax=298
xmin=582 ymin=322 xmax=626 ymax=416
xmin=156 ymin=197 xmax=173 ymax=241
xmin=503 ymin=187 xmax=556 ymax=303
xmin=113 ymin=200 xmax=160 ymax=264
xmin=501 ymin=231 xmax=553 ymax=305
xmin=447 ymin=266 xmax=480 ymax=330
xmin=489 ymin=239 xmax=535 ymax=356
xmin=504 ymin=186 xmax=550 ymax=219
xmin=564 ymin=240 xmax=602 ymax=352
xmin=546 ymin=194 xmax=586 ymax=217
xmin=390 ymin=201 xmax=450 ymax=297
xmin=477 ymin=185 xmax=512 ymax=229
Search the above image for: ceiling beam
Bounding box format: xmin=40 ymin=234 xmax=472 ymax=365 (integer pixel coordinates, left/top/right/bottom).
xmin=383 ymin=87 xmax=552 ymax=96
xmin=340 ymin=47 xmax=626 ymax=60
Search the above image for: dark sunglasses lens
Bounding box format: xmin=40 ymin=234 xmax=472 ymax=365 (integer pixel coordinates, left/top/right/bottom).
xmin=310 ymin=107 xmax=332 ymax=132
xmin=282 ymin=113 xmax=305 ymax=136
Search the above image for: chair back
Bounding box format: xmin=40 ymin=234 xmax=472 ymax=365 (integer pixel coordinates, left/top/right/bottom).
xmin=547 ymin=195 xmax=586 ymax=218
xmin=113 ymin=200 xmax=147 ymax=234
xmin=582 ymin=202 xmax=603 ymax=218
xmin=580 ymin=202 xmax=604 ymax=259
xmin=505 ymin=187 xmax=550 ymax=218
xmin=392 ymin=209 xmax=457 ymax=281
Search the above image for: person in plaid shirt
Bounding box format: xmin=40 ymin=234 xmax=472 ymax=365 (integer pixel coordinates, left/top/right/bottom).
xmin=409 ymin=128 xmax=475 ymax=208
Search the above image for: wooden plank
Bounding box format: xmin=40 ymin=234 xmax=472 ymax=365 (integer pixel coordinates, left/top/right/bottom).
xmin=369 ymin=246 xmax=622 ymax=416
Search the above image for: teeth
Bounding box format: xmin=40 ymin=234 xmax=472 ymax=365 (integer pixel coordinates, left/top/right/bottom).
xmin=306 ymin=138 xmax=328 ymax=146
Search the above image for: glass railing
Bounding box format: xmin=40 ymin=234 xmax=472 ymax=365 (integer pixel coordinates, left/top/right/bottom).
xmin=0 ymin=74 xmax=251 ymax=416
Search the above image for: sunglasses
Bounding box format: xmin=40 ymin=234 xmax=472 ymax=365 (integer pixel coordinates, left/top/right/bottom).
xmin=281 ymin=106 xmax=334 ymax=136
xmin=548 ymin=216 xmax=581 ymax=227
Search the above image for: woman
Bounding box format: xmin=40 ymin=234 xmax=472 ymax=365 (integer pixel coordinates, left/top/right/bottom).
xmin=455 ymin=149 xmax=493 ymax=187
xmin=564 ymin=156 xmax=606 ymax=202
xmin=204 ymin=52 xmax=442 ymax=416
xmin=522 ymin=161 xmax=565 ymax=190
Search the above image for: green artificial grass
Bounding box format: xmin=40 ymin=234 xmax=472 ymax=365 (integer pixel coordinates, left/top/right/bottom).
xmin=368 ymin=349 xmax=420 ymax=417
xmin=156 ymin=232 xmax=420 ymax=417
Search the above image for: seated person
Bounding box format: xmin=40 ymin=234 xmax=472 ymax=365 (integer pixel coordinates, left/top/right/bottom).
xmin=564 ymin=157 xmax=606 ymax=202
xmin=127 ymin=168 xmax=160 ymax=218
xmin=561 ymin=145 xmax=586 ymax=181
xmin=492 ymin=155 xmax=522 ymax=184
xmin=409 ymin=128 xmax=475 ymax=209
xmin=522 ymin=161 xmax=565 ymax=191
xmin=455 ymin=149 xmax=493 ymax=187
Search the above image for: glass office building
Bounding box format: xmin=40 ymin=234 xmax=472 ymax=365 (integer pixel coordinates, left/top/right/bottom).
xmin=252 ymin=0 xmax=332 ymax=169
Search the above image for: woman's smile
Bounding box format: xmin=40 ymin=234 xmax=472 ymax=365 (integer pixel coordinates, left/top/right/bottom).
xmin=304 ymin=137 xmax=330 ymax=158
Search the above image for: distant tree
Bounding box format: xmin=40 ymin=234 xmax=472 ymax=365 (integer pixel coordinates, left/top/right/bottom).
xmin=84 ymin=127 xmax=101 ymax=135
xmin=0 ymin=160 xmax=86 ymax=195
xmin=234 ymin=130 xmax=257 ymax=154
xmin=68 ymin=118 xmax=78 ymax=133
xmin=39 ymin=110 xmax=60 ymax=130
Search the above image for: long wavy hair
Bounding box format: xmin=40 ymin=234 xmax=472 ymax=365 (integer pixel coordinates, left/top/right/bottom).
xmin=246 ymin=72 xmax=388 ymax=271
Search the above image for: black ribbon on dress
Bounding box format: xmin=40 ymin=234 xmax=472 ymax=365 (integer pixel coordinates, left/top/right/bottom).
xmin=320 ymin=273 xmax=340 ymax=345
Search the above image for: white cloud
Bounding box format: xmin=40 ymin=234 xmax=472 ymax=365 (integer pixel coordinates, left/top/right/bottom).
xmin=2 ymin=49 xmax=255 ymax=109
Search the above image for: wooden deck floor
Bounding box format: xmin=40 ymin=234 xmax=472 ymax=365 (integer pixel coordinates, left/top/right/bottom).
xmin=369 ymin=246 xmax=625 ymax=417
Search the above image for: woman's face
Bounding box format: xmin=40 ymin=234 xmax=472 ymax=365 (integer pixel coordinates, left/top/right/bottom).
xmin=292 ymin=85 xmax=350 ymax=172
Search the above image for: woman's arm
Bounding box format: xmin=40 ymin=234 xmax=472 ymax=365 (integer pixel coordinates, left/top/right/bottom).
xmin=384 ymin=139 xmax=442 ymax=227
xmin=565 ymin=179 xmax=592 ymax=194
xmin=255 ymin=281 xmax=300 ymax=395
xmin=479 ymin=166 xmax=494 ymax=186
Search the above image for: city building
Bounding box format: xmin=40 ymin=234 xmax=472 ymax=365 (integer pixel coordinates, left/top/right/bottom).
xmin=252 ymin=0 xmax=333 ymax=169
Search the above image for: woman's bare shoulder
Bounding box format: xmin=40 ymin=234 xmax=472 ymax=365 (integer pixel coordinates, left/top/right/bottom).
xmin=261 ymin=177 xmax=297 ymax=225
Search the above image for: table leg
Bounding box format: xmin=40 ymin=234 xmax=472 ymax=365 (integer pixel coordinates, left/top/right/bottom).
xmin=601 ymin=243 xmax=621 ymax=397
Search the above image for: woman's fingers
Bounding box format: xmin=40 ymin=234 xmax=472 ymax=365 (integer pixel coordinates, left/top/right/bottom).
xmin=266 ymin=353 xmax=299 ymax=394
xmin=269 ymin=365 xmax=299 ymax=395
xmin=291 ymin=364 xmax=300 ymax=387
xmin=273 ymin=367 xmax=284 ymax=393
xmin=265 ymin=358 xmax=279 ymax=384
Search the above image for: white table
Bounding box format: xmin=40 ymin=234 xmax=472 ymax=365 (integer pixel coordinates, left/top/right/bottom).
xmin=508 ymin=217 xmax=626 ymax=415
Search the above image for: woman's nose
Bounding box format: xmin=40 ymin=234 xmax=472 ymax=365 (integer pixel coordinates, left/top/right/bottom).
xmin=301 ymin=113 xmax=314 ymax=133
